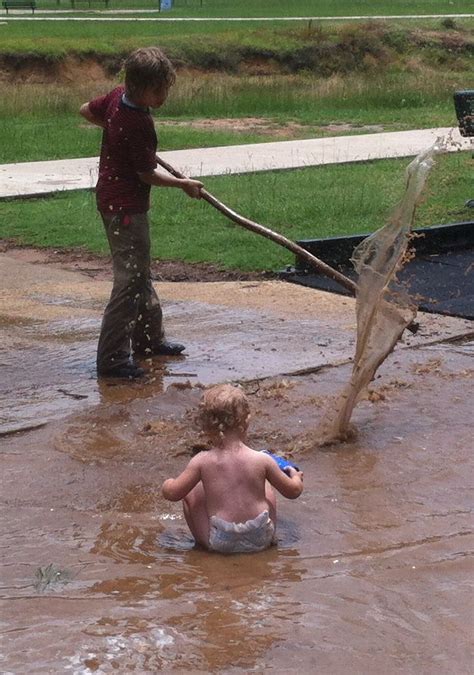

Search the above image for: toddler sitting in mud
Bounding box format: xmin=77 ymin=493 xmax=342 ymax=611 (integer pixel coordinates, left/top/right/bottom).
xmin=162 ymin=384 xmax=303 ymax=553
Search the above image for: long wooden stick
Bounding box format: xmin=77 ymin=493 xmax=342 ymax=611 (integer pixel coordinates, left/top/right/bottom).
xmin=156 ymin=155 xmax=357 ymax=295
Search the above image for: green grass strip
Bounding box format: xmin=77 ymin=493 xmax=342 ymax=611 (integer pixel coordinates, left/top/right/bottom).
xmin=1 ymin=152 xmax=471 ymax=271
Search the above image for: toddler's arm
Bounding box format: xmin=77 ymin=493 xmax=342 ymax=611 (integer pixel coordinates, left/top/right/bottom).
xmin=265 ymin=458 xmax=303 ymax=499
xmin=162 ymin=455 xmax=202 ymax=501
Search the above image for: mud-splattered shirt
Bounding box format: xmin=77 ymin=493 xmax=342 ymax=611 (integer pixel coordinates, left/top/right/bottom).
xmin=88 ymin=86 xmax=158 ymax=214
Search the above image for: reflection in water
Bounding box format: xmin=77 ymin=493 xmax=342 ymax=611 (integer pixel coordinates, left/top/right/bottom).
xmin=66 ymin=616 xmax=178 ymax=674
xmin=0 ymin=314 xmax=99 ymax=434
xmin=84 ymin=542 xmax=304 ymax=672
xmin=54 ymin=408 xmax=136 ymax=462
xmin=0 ymin=315 xmax=197 ymax=436
xmin=54 ymin=366 xmax=203 ymax=465
xmin=53 ymin=368 xmax=164 ymax=463
xmin=95 ymin=361 xmax=166 ymax=405
xmin=3 ymin=326 xmax=473 ymax=673
xmin=82 ymin=483 xmax=305 ymax=672
xmin=162 ymin=548 xmax=304 ymax=672
xmin=91 ymin=520 xmax=162 ymax=567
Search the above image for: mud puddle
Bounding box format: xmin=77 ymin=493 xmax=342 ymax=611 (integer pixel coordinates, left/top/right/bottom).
xmin=1 ymin=252 xmax=473 ymax=671
xmin=2 ymin=339 xmax=473 ymax=673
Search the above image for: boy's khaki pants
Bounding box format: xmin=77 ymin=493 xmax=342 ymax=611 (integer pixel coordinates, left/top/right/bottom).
xmin=97 ymin=212 xmax=164 ymax=371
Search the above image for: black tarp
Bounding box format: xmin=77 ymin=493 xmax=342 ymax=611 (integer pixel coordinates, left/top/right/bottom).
xmin=280 ymin=222 xmax=474 ymax=320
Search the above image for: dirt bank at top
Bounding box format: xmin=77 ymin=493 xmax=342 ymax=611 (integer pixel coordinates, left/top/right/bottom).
xmin=1 ymin=22 xmax=473 ymax=83
xmin=0 ymin=52 xmax=121 ymax=85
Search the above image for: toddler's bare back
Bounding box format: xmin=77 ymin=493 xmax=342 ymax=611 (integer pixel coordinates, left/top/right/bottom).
xmin=197 ymin=443 xmax=270 ymax=523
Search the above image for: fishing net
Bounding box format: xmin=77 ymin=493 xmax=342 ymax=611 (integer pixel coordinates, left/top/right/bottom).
xmin=323 ymin=140 xmax=446 ymax=442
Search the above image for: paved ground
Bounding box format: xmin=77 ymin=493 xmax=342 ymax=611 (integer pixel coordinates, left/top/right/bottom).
xmin=1 ymin=127 xmax=471 ymax=199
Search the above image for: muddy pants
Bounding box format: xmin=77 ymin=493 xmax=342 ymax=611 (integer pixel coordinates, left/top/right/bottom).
xmin=97 ymin=212 xmax=164 ymax=370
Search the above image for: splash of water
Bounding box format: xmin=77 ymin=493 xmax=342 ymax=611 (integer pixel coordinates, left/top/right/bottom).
xmin=321 ymin=138 xmax=449 ymax=443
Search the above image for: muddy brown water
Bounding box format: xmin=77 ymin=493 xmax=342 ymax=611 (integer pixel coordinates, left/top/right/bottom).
xmin=2 ymin=343 xmax=473 ymax=673
xmin=1 ymin=258 xmax=473 ymax=673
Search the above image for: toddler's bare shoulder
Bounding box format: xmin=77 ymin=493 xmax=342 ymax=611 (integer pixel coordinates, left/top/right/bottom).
xmin=249 ymin=448 xmax=271 ymax=467
xmin=195 ymin=449 xmax=217 ymax=466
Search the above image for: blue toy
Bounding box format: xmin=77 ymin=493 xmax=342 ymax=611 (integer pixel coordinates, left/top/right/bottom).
xmin=261 ymin=450 xmax=300 ymax=474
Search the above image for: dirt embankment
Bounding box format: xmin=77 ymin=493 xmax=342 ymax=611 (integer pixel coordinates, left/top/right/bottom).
xmin=1 ymin=22 xmax=472 ymax=84
xmin=0 ymin=53 xmax=121 ymax=84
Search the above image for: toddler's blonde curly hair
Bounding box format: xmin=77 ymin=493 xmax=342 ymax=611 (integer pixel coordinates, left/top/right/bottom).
xmin=198 ymin=384 xmax=250 ymax=440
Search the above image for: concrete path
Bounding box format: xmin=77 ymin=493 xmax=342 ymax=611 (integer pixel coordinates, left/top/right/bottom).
xmin=1 ymin=127 xmax=471 ymax=200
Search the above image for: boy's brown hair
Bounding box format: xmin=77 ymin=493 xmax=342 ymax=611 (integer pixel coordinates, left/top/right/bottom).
xmin=124 ymin=46 xmax=176 ymax=99
xmin=198 ymin=384 xmax=250 ymax=439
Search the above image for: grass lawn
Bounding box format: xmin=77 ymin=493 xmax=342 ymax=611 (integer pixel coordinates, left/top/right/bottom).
xmin=1 ymin=111 xmax=297 ymax=164
xmin=1 ymin=18 xmax=472 ymax=163
xmin=1 ymin=8 xmax=471 ymax=275
xmin=1 ymin=65 xmax=469 ymax=164
xmin=23 ymin=0 xmax=474 ymax=17
xmin=1 ymin=151 xmax=471 ymax=272
xmin=2 ymin=15 xmax=473 ymax=56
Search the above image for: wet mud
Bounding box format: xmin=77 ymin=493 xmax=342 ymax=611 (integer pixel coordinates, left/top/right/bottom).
xmin=1 ymin=254 xmax=473 ymax=673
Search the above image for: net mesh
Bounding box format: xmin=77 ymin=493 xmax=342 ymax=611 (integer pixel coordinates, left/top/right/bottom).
xmin=322 ymin=140 xmax=447 ymax=443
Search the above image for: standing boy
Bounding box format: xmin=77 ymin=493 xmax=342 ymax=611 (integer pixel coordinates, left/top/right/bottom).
xmin=80 ymin=47 xmax=203 ymax=379
xmin=162 ymin=385 xmax=304 ymax=553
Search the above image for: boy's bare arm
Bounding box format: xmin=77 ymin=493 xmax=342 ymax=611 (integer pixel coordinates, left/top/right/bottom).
xmin=138 ymin=169 xmax=203 ymax=199
xmin=265 ymin=458 xmax=303 ymax=499
xmin=79 ymin=103 xmax=106 ymax=129
xmin=162 ymin=455 xmax=202 ymax=501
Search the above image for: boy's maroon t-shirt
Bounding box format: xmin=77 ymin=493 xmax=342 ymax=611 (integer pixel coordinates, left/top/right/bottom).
xmin=88 ymin=86 xmax=158 ymax=214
